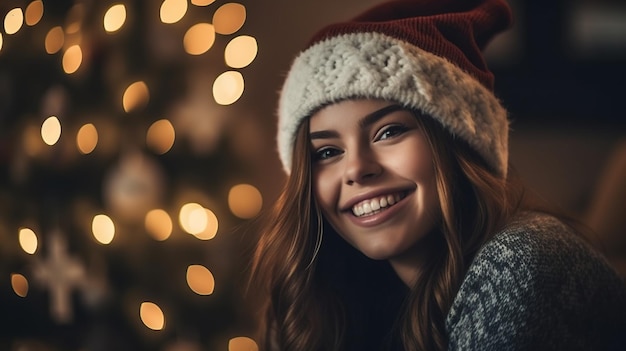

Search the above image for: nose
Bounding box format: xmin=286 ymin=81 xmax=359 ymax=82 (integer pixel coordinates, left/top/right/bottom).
xmin=343 ymin=146 xmax=382 ymax=185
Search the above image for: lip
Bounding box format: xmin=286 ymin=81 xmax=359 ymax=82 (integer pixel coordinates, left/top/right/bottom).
xmin=341 ymin=188 xmax=414 ymax=228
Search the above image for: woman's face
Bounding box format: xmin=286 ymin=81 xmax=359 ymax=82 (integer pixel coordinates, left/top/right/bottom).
xmin=309 ymin=99 xmax=441 ymax=266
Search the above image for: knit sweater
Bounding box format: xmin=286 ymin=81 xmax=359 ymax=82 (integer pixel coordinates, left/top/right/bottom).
xmin=446 ymin=212 xmax=626 ymax=350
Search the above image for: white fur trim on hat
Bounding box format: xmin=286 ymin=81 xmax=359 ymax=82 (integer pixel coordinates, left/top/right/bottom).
xmin=277 ymin=32 xmax=509 ymax=177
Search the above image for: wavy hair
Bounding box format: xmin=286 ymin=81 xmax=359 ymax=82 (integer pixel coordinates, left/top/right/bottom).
xmin=250 ymin=108 xmax=528 ymax=351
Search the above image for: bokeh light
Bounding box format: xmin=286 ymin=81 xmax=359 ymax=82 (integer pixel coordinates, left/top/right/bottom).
xmin=45 ymin=26 xmax=65 ymax=54
xmin=213 ymin=71 xmax=244 ymax=105
xmin=65 ymin=4 xmax=85 ymax=34
xmin=103 ymin=4 xmax=127 ymax=33
xmin=18 ymin=227 xmax=38 ymax=254
xmin=186 ymin=265 xmax=215 ymax=295
xmin=194 ymin=208 xmax=218 ymax=240
xmin=77 ymin=123 xmax=98 ymax=154
xmin=179 ymin=202 xmax=207 ymax=235
xmin=4 ymin=8 xmax=24 ymax=35
xmin=160 ymin=0 xmax=188 ymax=24
xmin=0 ymin=33 xmax=3 ymax=52
xmin=191 ymin=0 xmax=216 ymax=6
xmin=183 ymin=23 xmax=215 ymax=55
xmin=213 ymin=3 xmax=246 ymax=35
xmin=41 ymin=116 xmax=61 ymax=146
xmin=122 ymin=81 xmax=150 ymax=113
xmin=92 ymin=214 xmax=115 ymax=244
xmin=25 ymin=1 xmax=44 ymax=26
xmin=225 ymin=35 xmax=258 ymax=69
xmin=62 ymin=45 xmax=83 ymax=74
xmin=146 ymin=119 xmax=175 ymax=154
xmin=228 ymin=184 xmax=262 ymax=219
xmin=229 ymin=337 xmax=259 ymax=351
xmin=11 ymin=274 xmax=29 ymax=298
xmin=144 ymin=209 xmax=173 ymax=241
xmin=140 ymin=302 xmax=165 ymax=331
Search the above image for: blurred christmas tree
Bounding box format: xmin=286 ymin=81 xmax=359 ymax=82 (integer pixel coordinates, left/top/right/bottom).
xmin=0 ymin=1 xmax=266 ymax=350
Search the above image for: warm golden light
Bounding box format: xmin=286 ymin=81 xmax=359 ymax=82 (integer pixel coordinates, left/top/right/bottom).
xmin=122 ymin=81 xmax=150 ymax=113
xmin=183 ymin=23 xmax=215 ymax=56
xmin=224 ymin=35 xmax=258 ymax=69
xmin=62 ymin=45 xmax=83 ymax=74
xmin=65 ymin=4 xmax=85 ymax=34
xmin=0 ymin=33 xmax=3 ymax=52
xmin=179 ymin=203 xmax=207 ymax=235
xmin=45 ymin=26 xmax=65 ymax=54
xmin=145 ymin=209 xmax=173 ymax=241
xmin=191 ymin=0 xmax=216 ymax=5
xmin=186 ymin=265 xmax=215 ymax=295
xmin=11 ymin=274 xmax=29 ymax=298
xmin=77 ymin=123 xmax=98 ymax=154
xmin=228 ymin=184 xmax=262 ymax=219
xmin=103 ymin=4 xmax=127 ymax=33
xmin=92 ymin=214 xmax=115 ymax=244
xmin=195 ymin=209 xmax=218 ymax=240
xmin=41 ymin=116 xmax=62 ymax=146
xmin=213 ymin=71 xmax=244 ymax=105
xmin=213 ymin=3 xmax=246 ymax=35
xmin=160 ymin=0 xmax=188 ymax=24
xmin=25 ymin=1 xmax=44 ymax=26
xmin=19 ymin=228 xmax=38 ymax=254
xmin=229 ymin=337 xmax=259 ymax=351
xmin=4 ymin=8 xmax=24 ymax=35
xmin=146 ymin=119 xmax=175 ymax=154
xmin=140 ymin=302 xmax=165 ymax=331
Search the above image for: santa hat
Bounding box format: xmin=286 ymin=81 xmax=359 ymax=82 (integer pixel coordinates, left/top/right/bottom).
xmin=277 ymin=0 xmax=513 ymax=177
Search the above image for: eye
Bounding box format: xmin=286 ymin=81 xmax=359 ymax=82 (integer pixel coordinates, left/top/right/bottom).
xmin=375 ymin=124 xmax=409 ymax=141
xmin=313 ymin=147 xmax=343 ymax=161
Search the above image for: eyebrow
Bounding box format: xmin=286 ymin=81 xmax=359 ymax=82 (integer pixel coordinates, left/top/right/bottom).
xmin=309 ymin=104 xmax=407 ymax=140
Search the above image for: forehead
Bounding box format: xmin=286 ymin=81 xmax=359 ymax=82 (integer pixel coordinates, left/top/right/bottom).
xmin=308 ymin=99 xmax=401 ymax=131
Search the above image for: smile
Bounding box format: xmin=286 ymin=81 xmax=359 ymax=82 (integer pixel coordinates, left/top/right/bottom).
xmin=351 ymin=192 xmax=407 ymax=217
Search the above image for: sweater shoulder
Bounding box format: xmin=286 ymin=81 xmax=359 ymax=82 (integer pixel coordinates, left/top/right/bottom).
xmin=446 ymin=211 xmax=626 ymax=350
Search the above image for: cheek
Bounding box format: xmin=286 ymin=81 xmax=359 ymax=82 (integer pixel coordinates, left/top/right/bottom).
xmin=312 ymin=169 xmax=337 ymax=213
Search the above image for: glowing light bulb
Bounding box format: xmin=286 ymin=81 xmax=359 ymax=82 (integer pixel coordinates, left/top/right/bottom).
xmin=229 ymin=337 xmax=259 ymax=351
xmin=103 ymin=4 xmax=126 ymax=33
xmin=213 ymin=3 xmax=246 ymax=35
xmin=146 ymin=119 xmax=175 ymax=154
xmin=183 ymin=23 xmax=215 ymax=55
xmin=62 ymin=45 xmax=83 ymax=74
xmin=213 ymin=71 xmax=244 ymax=105
xmin=45 ymin=26 xmax=65 ymax=54
xmin=11 ymin=274 xmax=29 ymax=298
xmin=140 ymin=302 xmax=165 ymax=331
xmin=25 ymin=1 xmax=44 ymax=26
xmin=160 ymin=0 xmax=188 ymax=24
xmin=228 ymin=184 xmax=262 ymax=219
xmin=77 ymin=123 xmax=98 ymax=154
xmin=145 ymin=209 xmax=173 ymax=241
xmin=18 ymin=228 xmax=38 ymax=254
xmin=225 ymin=35 xmax=258 ymax=69
xmin=122 ymin=81 xmax=150 ymax=113
xmin=186 ymin=265 xmax=215 ymax=295
xmin=92 ymin=214 xmax=115 ymax=244
xmin=4 ymin=8 xmax=24 ymax=35
xmin=41 ymin=116 xmax=61 ymax=146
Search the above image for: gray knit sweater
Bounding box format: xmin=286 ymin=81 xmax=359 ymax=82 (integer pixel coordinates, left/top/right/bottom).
xmin=446 ymin=212 xmax=626 ymax=350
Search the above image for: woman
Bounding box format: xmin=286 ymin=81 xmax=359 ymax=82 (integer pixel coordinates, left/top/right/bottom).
xmin=250 ymin=0 xmax=626 ymax=350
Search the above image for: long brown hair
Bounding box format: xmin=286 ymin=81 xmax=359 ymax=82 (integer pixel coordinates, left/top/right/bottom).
xmin=250 ymin=108 xmax=528 ymax=351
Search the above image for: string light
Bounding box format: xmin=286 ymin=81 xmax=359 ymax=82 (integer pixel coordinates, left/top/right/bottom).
xmin=18 ymin=227 xmax=38 ymax=254
xmin=45 ymin=26 xmax=65 ymax=54
xmin=194 ymin=208 xmax=218 ymax=240
xmin=25 ymin=1 xmax=44 ymax=26
xmin=160 ymin=0 xmax=188 ymax=24
xmin=140 ymin=302 xmax=165 ymax=331
xmin=191 ymin=0 xmax=216 ymax=6
xmin=186 ymin=265 xmax=215 ymax=295
xmin=183 ymin=23 xmax=216 ymax=55
xmin=41 ymin=116 xmax=62 ymax=146
xmin=92 ymin=214 xmax=115 ymax=244
xmin=76 ymin=123 xmax=99 ymax=154
xmin=103 ymin=4 xmax=127 ymax=33
xmin=146 ymin=119 xmax=175 ymax=154
xmin=213 ymin=3 xmax=246 ymax=35
xmin=122 ymin=81 xmax=150 ymax=113
xmin=228 ymin=184 xmax=262 ymax=219
xmin=62 ymin=45 xmax=83 ymax=74
xmin=225 ymin=35 xmax=258 ymax=69
xmin=228 ymin=337 xmax=259 ymax=351
xmin=213 ymin=71 xmax=244 ymax=105
xmin=4 ymin=8 xmax=24 ymax=35
xmin=11 ymin=274 xmax=29 ymax=298
xmin=144 ymin=209 xmax=173 ymax=241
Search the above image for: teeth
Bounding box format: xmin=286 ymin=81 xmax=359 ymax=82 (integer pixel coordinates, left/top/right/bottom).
xmin=351 ymin=193 xmax=404 ymax=217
